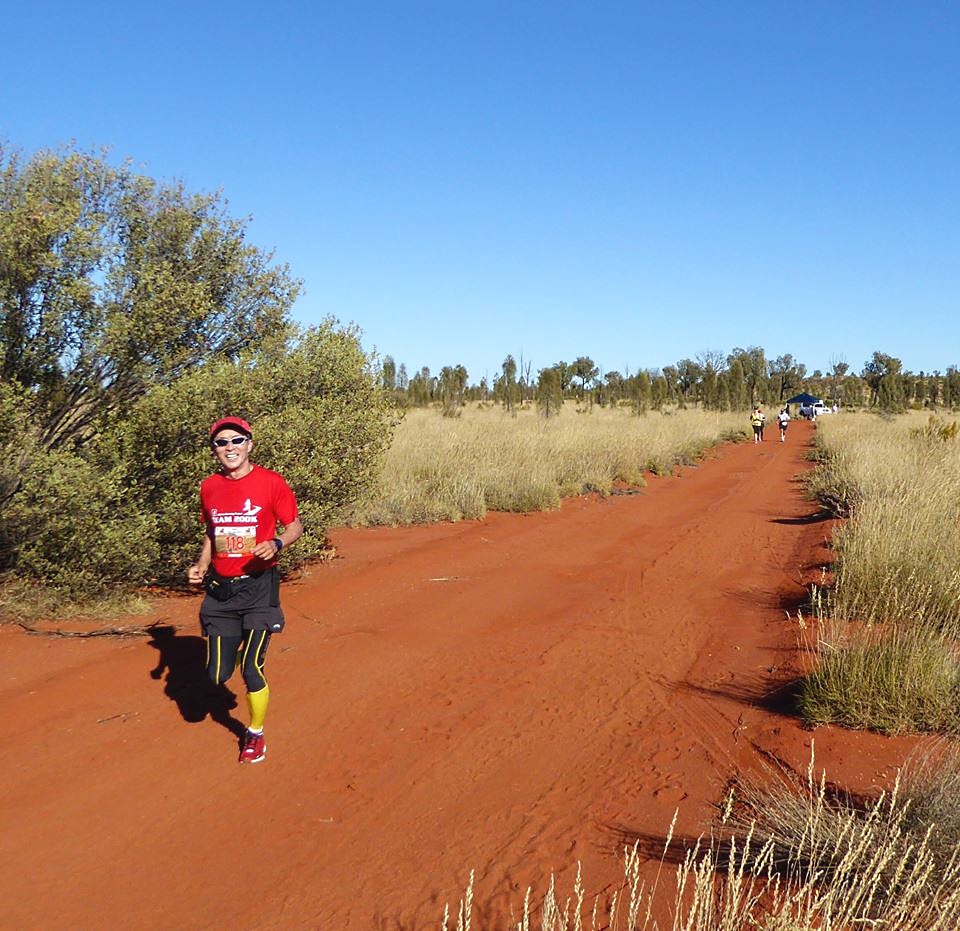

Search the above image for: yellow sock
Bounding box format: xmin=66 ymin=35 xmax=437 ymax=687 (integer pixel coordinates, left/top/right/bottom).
xmin=246 ymin=685 xmax=270 ymax=732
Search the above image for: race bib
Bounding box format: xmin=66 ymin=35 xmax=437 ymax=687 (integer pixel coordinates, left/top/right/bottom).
xmin=214 ymin=525 xmax=257 ymax=557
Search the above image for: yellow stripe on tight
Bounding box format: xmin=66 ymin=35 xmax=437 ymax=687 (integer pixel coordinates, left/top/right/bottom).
xmin=241 ymin=630 xmax=251 ymax=672
xmin=255 ymin=630 xmax=268 ymax=687
xmin=213 ymin=636 xmax=222 ymax=683
xmin=241 ymin=630 xmax=269 ymax=688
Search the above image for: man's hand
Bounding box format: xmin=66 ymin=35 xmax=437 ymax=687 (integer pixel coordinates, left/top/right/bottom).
xmin=252 ymin=538 xmax=282 ymax=560
xmin=187 ymin=564 xmax=206 ymax=586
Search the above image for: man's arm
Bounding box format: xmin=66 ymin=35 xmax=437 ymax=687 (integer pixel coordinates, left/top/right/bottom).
xmin=187 ymin=536 xmax=212 ymax=585
xmin=252 ymin=517 xmax=304 ymax=561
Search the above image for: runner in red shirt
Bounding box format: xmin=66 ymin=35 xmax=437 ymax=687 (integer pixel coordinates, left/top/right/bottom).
xmin=187 ymin=417 xmax=303 ymax=763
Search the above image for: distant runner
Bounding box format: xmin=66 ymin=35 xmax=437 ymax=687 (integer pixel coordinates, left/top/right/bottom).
xmin=750 ymin=407 xmax=766 ymax=444
xmin=777 ymin=407 xmax=790 ymax=442
xmin=187 ymin=417 xmax=303 ymax=764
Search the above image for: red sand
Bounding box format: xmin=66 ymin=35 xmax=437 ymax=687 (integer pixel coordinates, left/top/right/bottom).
xmin=3 ymin=420 xmax=917 ymax=929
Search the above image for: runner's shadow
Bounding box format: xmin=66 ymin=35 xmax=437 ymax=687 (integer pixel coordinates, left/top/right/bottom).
xmin=771 ymin=511 xmax=833 ymax=525
xmin=680 ymin=676 xmax=804 ymax=718
xmin=147 ymin=625 xmax=245 ymax=739
xmin=600 ymin=823 xmax=703 ymax=868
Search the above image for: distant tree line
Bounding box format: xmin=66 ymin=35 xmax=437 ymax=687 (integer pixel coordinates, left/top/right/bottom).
xmin=379 ymin=348 xmax=958 ymax=418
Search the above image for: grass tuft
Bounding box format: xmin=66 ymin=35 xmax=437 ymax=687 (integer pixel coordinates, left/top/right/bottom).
xmin=797 ymin=622 xmax=960 ymax=734
xmin=0 ymin=576 xmax=153 ymax=624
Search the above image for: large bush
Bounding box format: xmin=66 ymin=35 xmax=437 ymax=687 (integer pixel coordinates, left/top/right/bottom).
xmin=3 ymin=321 xmax=397 ymax=595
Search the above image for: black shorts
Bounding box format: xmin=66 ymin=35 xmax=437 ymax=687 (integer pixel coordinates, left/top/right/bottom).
xmin=200 ymin=569 xmax=285 ymax=636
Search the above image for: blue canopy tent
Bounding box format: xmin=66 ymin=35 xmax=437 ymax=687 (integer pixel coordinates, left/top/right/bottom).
xmin=784 ymin=392 xmax=820 ymax=406
xmin=784 ymin=392 xmax=826 ymax=418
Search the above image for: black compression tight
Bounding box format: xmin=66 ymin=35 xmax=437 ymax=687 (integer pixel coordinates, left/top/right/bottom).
xmin=205 ymin=629 xmax=270 ymax=692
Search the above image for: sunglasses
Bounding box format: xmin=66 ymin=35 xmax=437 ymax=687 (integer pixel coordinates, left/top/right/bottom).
xmin=212 ymin=436 xmax=250 ymax=448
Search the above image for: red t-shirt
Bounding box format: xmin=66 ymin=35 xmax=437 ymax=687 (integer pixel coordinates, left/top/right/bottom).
xmin=200 ymin=466 xmax=299 ymax=577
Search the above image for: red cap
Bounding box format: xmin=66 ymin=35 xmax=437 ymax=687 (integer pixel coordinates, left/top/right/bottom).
xmin=209 ymin=417 xmax=252 ymax=439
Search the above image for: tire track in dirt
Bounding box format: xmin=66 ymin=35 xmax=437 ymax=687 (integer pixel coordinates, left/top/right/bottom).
xmin=2 ymin=421 xmax=918 ymax=929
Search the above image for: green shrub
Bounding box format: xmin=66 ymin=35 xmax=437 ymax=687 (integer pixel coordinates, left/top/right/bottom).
xmin=5 ymin=448 xmax=160 ymax=594
xmin=797 ymin=624 xmax=960 ymax=734
xmin=2 ymin=321 xmax=397 ymax=597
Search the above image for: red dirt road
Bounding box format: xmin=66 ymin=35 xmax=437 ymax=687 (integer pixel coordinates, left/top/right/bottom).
xmin=3 ymin=421 xmax=915 ymax=929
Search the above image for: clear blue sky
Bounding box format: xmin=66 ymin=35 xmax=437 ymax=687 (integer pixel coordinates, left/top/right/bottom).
xmin=3 ymin=1 xmax=958 ymax=382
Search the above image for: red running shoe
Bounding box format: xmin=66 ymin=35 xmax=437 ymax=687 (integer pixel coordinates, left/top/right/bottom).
xmin=239 ymin=729 xmax=266 ymax=764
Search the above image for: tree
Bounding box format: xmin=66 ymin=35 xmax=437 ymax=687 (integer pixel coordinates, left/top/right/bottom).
xmin=551 ymin=361 xmax=573 ymax=393
xmin=945 ymin=368 xmax=960 ymax=408
xmin=536 ymin=366 xmax=563 ymax=418
xmin=700 ymin=365 xmax=719 ymax=409
xmin=696 ymin=350 xmax=725 ymax=410
xmin=408 ymin=366 xmax=433 ymax=406
xmin=723 ymin=359 xmax=749 ymax=410
xmin=876 ymin=374 xmax=906 ymax=412
xmin=500 ymin=354 xmax=519 ymax=412
xmin=827 ymin=355 xmax=848 ymax=375
xmin=728 ymin=347 xmax=768 ymax=405
xmin=661 ymin=365 xmax=678 ymax=404
xmin=0 ymin=146 xmax=397 ymax=595
xmin=517 ymin=354 xmax=533 ymax=406
xmin=632 ymin=371 xmax=653 ymax=414
xmin=381 ymin=356 xmax=397 ymax=392
xmin=603 ymin=370 xmax=624 ymax=407
xmin=571 ymin=356 xmax=598 ymax=402
xmin=843 ymin=375 xmax=864 ymax=408
xmin=696 ymin=349 xmax=726 ymax=373
xmin=768 ymin=354 xmax=807 ymax=402
xmin=0 ymin=145 xmax=298 ymax=465
xmin=717 ymin=377 xmax=731 ymax=411
xmin=651 ymin=374 xmax=668 ymax=410
xmin=438 ymin=364 xmax=468 ymax=417
xmin=828 ymin=355 xmax=849 ymax=404
xmin=674 ymin=358 xmax=702 ymax=406
xmin=861 ymin=351 xmax=903 ymax=407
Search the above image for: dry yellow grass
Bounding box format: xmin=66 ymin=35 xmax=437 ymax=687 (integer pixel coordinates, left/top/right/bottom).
xmin=800 ymin=411 xmax=960 ymax=733
xmin=445 ymin=749 xmax=960 ymax=930
xmin=350 ymin=403 xmax=749 ymax=525
xmin=811 ymin=412 xmax=960 ymax=631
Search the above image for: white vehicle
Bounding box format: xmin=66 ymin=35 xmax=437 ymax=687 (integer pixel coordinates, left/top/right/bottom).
xmin=812 ymin=401 xmax=832 ymax=416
